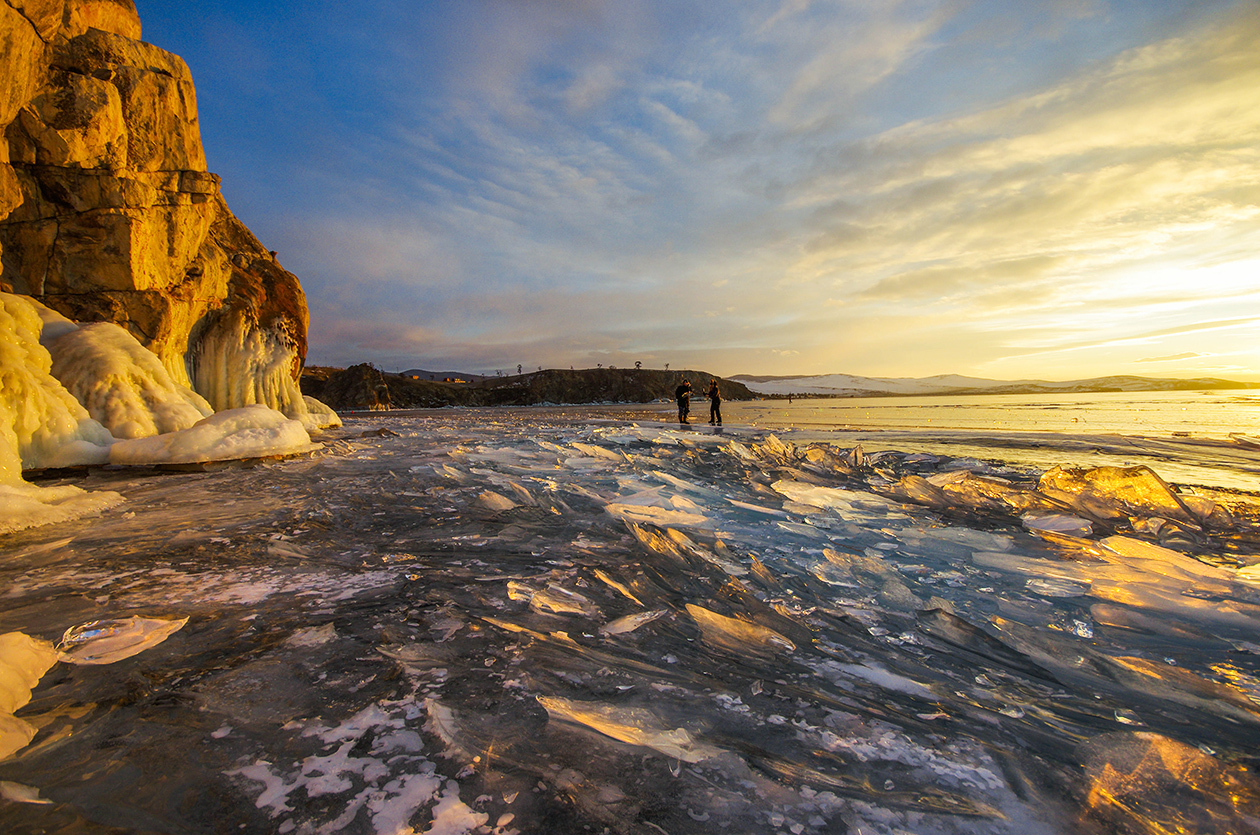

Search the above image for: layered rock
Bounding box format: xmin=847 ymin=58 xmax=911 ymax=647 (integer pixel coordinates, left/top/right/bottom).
xmin=0 ymin=0 xmax=311 ymax=418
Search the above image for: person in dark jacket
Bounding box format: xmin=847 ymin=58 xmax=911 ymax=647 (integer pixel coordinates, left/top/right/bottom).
xmin=675 ymin=380 xmax=691 ymax=424
xmin=707 ymin=379 xmax=722 ymax=425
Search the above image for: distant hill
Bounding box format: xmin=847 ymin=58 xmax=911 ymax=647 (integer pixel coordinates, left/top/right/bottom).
xmin=304 ymin=366 xmax=753 ymax=411
xmin=730 ymin=372 xmax=1259 ymax=397
xmin=400 ymin=369 xmax=493 ymax=383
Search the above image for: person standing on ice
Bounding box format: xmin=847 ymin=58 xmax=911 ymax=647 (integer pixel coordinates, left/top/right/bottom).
xmin=707 ymin=379 xmax=722 ymax=425
xmin=675 ymin=380 xmax=692 ymax=424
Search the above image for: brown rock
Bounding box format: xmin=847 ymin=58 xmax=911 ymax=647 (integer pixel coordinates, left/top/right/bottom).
xmin=8 ymin=1 xmax=66 ymax=42
xmin=0 ymin=2 xmax=50 ymax=128
xmin=63 ymin=0 xmax=140 ymax=41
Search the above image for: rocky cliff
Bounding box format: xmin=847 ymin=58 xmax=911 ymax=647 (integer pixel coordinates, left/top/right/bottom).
xmin=0 ymin=0 xmax=310 ymax=417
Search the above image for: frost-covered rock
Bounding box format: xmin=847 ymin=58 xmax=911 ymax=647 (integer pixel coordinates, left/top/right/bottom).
xmin=0 ymin=294 xmax=124 ymax=531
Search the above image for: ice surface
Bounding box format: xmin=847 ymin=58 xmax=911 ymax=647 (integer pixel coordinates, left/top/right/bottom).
xmin=48 ymin=321 xmax=213 ymax=440
xmin=108 ymin=404 xmax=320 ymax=465
xmin=1021 ymin=513 xmax=1093 ymax=536
xmin=2 ymin=409 xmax=1259 ymax=834
xmin=1080 ymin=731 xmax=1260 ymax=833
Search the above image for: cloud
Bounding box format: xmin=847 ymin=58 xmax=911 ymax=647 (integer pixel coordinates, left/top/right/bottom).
xmin=1136 ymin=352 xmax=1208 ymax=363
xmin=161 ymin=1 xmax=1260 ymax=379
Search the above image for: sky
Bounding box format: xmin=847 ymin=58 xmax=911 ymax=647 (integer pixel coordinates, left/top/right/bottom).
xmin=135 ymin=0 xmax=1260 ymax=381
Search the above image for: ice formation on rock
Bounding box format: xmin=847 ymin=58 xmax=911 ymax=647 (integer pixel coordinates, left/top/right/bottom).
xmin=50 ymin=321 xmax=213 ymax=439
xmin=0 ymin=291 xmax=336 ymax=532
xmin=0 ymin=0 xmax=337 ymax=459
xmin=0 ymin=294 xmax=124 ymax=532
xmin=192 ymin=313 xmax=335 ymax=432
xmin=30 ymin=300 xmax=79 ymax=348
xmin=109 ymin=404 xmax=319 ymax=466
xmin=303 ymin=395 xmax=342 ymax=429
xmin=0 ymin=293 xmax=115 ymax=474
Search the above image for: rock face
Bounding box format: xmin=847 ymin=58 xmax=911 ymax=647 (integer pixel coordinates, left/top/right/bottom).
xmin=0 ymin=0 xmax=309 ymax=415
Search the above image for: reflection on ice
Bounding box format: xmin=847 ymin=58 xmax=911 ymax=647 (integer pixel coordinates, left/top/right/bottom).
xmin=2 ymin=412 xmax=1260 ymax=833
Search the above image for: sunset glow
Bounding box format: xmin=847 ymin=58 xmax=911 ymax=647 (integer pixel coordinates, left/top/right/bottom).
xmin=140 ymin=0 xmax=1260 ymax=379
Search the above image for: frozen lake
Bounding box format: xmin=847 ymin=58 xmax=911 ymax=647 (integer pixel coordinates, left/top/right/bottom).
xmin=3 ymin=405 xmax=1260 ymax=834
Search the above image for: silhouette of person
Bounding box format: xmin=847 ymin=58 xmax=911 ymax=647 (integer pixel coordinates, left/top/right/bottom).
xmin=675 ymin=380 xmax=692 ymax=424
xmin=707 ymin=379 xmax=721 ymax=425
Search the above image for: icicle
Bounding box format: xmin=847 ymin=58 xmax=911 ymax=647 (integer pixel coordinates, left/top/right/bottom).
xmin=190 ymin=311 xmax=337 ymax=430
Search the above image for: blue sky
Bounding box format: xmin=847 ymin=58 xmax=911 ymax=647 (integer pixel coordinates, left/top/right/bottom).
xmin=137 ymin=0 xmax=1260 ymax=380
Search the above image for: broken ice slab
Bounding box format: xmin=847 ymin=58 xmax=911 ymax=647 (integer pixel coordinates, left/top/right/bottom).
xmin=1022 ymin=514 xmax=1093 ymax=537
xmin=56 ymin=615 xmax=189 ymax=665
xmin=726 ymin=498 xmax=788 ymax=517
xmin=771 ymin=479 xmax=903 ymax=521
xmin=605 ymin=502 xmax=708 ymax=528
xmin=685 ymin=604 xmax=795 ymax=658
xmin=599 ymin=609 xmax=668 ymax=636
xmin=1039 ymin=465 xmax=1224 ymax=527
xmin=568 ymin=442 xmax=624 ymax=461
xmin=889 ymin=471 xmax=1051 ymax=517
xmin=750 ymin=434 xmax=796 ymax=463
xmin=1025 ymin=578 xmax=1090 ymax=598
xmin=1080 ymin=731 xmax=1260 ymax=834
xmin=0 ymin=781 xmax=52 ymax=805
xmin=477 ymin=491 xmax=519 ymax=512
xmin=650 ymin=469 xmax=725 ymax=500
xmin=526 ymin=584 xmax=601 ymax=618
xmin=537 ymin=695 xmax=724 ymax=763
xmin=593 ymin=569 xmax=644 ymax=606
xmin=1100 ymin=536 xmax=1235 ymax=586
